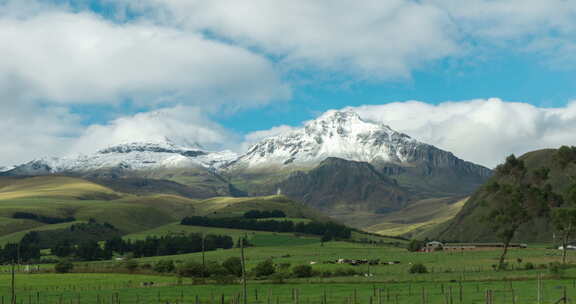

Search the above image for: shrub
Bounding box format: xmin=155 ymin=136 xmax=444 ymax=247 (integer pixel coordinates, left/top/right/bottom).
xmin=212 ymin=274 xmax=236 ymax=285
xmin=178 ymin=261 xmax=204 ymax=277
xmin=123 ymin=258 xmax=138 ymax=272
xmin=278 ymin=263 xmax=291 ymax=271
xmin=253 ymin=259 xmax=275 ymax=277
xmin=154 ymin=260 xmax=175 ymax=273
xmin=54 ymin=260 xmax=74 ymax=273
xmin=320 ymin=270 xmax=333 ymax=278
xmin=524 ymin=262 xmax=535 ymax=270
xmin=222 ymin=257 xmax=243 ymax=277
xmin=407 ymin=240 xmax=425 ymax=252
xmin=206 ymin=261 xmax=228 ymax=277
xmin=549 ymin=262 xmax=565 ymax=276
xmin=292 ymin=265 xmax=313 ymax=278
xmin=409 ymin=263 xmax=428 ymax=274
xmin=270 ymin=272 xmax=286 ymax=284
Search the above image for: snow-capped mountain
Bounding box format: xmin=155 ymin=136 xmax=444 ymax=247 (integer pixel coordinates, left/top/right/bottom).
xmin=230 ymin=110 xmax=427 ymax=168
xmin=5 ymin=140 xmax=238 ymax=175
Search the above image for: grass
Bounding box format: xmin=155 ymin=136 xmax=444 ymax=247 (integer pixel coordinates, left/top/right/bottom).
xmin=0 ymin=177 xmax=322 ymax=244
xmin=5 ymin=175 xmax=576 ymax=302
xmin=365 ymin=197 xmax=467 ymax=237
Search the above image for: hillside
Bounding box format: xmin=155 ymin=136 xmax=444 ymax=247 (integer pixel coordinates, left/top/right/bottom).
xmin=271 ymin=157 xmax=412 ymax=226
xmin=1 ymin=110 xmax=492 ymax=231
xmin=0 ymin=176 xmax=324 ymax=243
xmin=432 ymin=147 xmax=576 ymax=242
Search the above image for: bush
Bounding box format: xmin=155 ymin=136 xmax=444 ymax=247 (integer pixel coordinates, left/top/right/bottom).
xmin=253 ymin=259 xmax=275 ymax=277
xmin=334 ymin=268 xmax=359 ymax=277
xmin=524 ymin=262 xmax=535 ymax=270
xmin=222 ymin=257 xmax=243 ymax=277
xmin=407 ymin=240 xmax=425 ymax=252
xmin=321 ymin=270 xmax=333 ymax=278
xmin=178 ymin=261 xmax=204 ymax=278
xmin=292 ymin=265 xmax=313 ymax=278
xmin=549 ymin=262 xmax=565 ymax=276
xmin=123 ymin=258 xmax=138 ymax=272
xmin=212 ymin=274 xmax=236 ymax=285
xmin=409 ymin=263 xmax=428 ymax=274
xmin=206 ymin=261 xmax=228 ymax=277
xmin=54 ymin=260 xmax=74 ymax=273
xmin=154 ymin=260 xmax=175 ymax=273
xmin=270 ymin=272 xmax=286 ymax=284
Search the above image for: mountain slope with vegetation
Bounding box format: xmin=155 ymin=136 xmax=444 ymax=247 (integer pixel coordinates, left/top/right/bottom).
xmin=432 ymin=147 xmax=576 ymax=243
xmin=0 ymin=176 xmax=326 ymax=244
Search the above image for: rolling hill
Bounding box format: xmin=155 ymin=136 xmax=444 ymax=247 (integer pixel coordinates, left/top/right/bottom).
xmin=431 ymin=147 xmax=576 ymax=242
xmin=0 ymin=176 xmax=326 ymax=244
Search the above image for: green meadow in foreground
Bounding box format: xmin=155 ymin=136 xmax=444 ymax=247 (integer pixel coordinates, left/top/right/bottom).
xmin=3 ymin=239 xmax=576 ymax=303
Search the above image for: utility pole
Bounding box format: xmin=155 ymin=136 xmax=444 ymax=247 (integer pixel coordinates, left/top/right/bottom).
xmin=11 ymin=260 xmax=16 ymax=304
xmin=201 ymin=234 xmax=206 ymax=278
xmin=240 ymin=237 xmax=248 ymax=304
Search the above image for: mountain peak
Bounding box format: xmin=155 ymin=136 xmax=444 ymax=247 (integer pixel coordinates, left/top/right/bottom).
xmin=230 ymin=109 xmax=422 ymax=168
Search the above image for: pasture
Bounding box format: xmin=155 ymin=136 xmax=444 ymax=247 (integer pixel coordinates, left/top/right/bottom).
xmin=3 ymin=239 xmax=576 ymax=303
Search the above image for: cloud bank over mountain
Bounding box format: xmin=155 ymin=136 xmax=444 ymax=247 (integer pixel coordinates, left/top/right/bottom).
xmin=3 ymin=0 xmax=576 ymax=167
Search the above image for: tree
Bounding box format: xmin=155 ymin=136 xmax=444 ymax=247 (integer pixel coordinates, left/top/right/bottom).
xmin=54 ymin=260 xmax=74 ymax=273
xmin=409 ymin=263 xmax=428 ymax=274
xmin=178 ymin=261 xmax=205 ymax=278
xmin=407 ymin=240 xmax=425 ymax=252
xmin=222 ymin=257 xmax=243 ymax=277
xmin=292 ymin=265 xmax=313 ymax=278
xmin=552 ymin=208 xmax=576 ymax=263
xmin=484 ymin=185 xmax=531 ymax=270
xmin=253 ymin=259 xmax=275 ymax=277
xmin=153 ymin=260 xmax=175 ymax=273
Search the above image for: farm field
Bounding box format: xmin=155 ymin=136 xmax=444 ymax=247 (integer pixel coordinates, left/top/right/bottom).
xmin=3 ymin=262 xmax=576 ymax=303
xmin=3 ymin=240 xmax=576 ymax=303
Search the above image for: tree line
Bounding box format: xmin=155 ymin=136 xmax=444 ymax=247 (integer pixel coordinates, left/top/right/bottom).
xmin=12 ymin=212 xmax=75 ymax=224
xmin=180 ymin=216 xmax=351 ymax=239
xmin=243 ymin=209 xmax=286 ymax=219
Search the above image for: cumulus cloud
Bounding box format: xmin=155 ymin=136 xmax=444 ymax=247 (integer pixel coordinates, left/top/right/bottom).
xmin=124 ymin=0 xmax=460 ymax=79
xmin=0 ymin=102 xmax=81 ymax=167
xmin=70 ymin=106 xmax=237 ymax=154
xmin=242 ymin=125 xmax=298 ymax=151
xmin=0 ymin=6 xmax=289 ymax=108
xmin=349 ymin=99 xmax=576 ymax=168
xmin=125 ymin=0 xmax=576 ymax=73
xmin=0 ymin=1 xmax=289 ymax=166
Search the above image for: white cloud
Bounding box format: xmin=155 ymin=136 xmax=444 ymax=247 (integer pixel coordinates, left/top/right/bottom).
xmin=129 ymin=0 xmax=576 ymax=73
xmin=242 ymin=125 xmax=298 ymax=151
xmin=0 ymin=102 xmax=81 ymax=167
xmin=130 ymin=0 xmax=461 ymax=79
xmin=0 ymin=7 xmax=289 ymax=108
xmin=70 ymin=106 xmax=237 ymax=154
xmin=0 ymin=2 xmax=290 ymax=166
xmin=349 ymin=99 xmax=576 ymax=168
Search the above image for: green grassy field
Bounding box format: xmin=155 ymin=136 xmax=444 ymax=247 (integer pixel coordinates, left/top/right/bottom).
xmin=365 ymin=197 xmax=467 ymax=238
xmin=4 ymin=175 xmax=576 ymax=303
xmin=0 ymin=176 xmax=326 ymax=245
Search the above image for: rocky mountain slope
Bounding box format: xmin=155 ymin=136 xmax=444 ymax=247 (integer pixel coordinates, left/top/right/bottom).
xmin=225 ymin=110 xmax=491 ymax=221
xmin=1 ymin=109 xmax=492 ymax=229
xmin=2 ymin=140 xmax=240 ymax=198
xmin=4 ymin=140 xmax=237 ymax=175
xmin=273 ymin=157 xmax=413 ymax=225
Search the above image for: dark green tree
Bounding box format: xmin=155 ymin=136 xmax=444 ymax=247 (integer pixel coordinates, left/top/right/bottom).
xmin=222 ymin=257 xmax=243 ymax=277
xmin=252 ymin=259 xmax=275 ymax=277
xmin=485 ymin=185 xmax=530 ymax=270
xmin=552 ymin=208 xmax=576 ymax=264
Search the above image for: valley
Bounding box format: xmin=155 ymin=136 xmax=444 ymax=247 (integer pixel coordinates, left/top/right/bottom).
xmin=2 ymin=113 xmax=576 ymax=303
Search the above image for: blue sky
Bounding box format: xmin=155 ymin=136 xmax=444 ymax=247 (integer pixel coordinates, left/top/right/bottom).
xmin=3 ymin=0 xmax=576 ymax=168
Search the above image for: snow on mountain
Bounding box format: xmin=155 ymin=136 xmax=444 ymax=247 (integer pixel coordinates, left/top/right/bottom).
xmin=6 ymin=140 xmax=238 ymax=175
xmin=230 ymin=110 xmax=424 ymax=168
